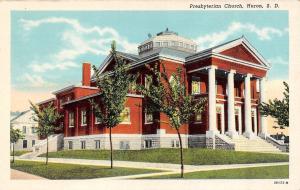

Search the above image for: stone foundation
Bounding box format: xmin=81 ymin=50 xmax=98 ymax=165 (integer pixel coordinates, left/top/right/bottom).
xmin=63 ymin=134 xmax=206 ymax=150
xmin=188 ymin=135 xmax=206 ymax=148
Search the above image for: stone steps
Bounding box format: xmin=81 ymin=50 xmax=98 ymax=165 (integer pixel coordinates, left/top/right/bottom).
xmin=220 ymin=135 xmax=282 ymax=153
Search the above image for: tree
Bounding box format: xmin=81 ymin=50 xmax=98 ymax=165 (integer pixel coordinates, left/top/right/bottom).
xmin=137 ymin=63 xmax=207 ymax=178
xmin=91 ymin=41 xmax=137 ymax=169
xmin=259 ymin=81 xmax=289 ymax=129
xmin=10 ymin=127 xmax=24 ymax=163
xmin=30 ymin=101 xmax=62 ymax=165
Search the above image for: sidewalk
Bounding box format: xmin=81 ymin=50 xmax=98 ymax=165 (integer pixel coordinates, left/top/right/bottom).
xmin=11 ymin=169 xmax=47 ymax=180
xmin=15 ymin=156 xmax=288 ymax=173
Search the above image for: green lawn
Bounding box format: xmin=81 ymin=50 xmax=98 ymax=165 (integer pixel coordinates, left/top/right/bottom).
xmin=11 ymin=150 xmax=31 ymax=156
xmin=41 ymin=148 xmax=288 ymax=165
xmin=143 ymin=165 xmax=289 ymax=179
xmin=11 ymin=160 xmax=162 ymax=179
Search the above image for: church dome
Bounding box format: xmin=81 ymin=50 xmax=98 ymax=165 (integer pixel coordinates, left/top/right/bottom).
xmin=138 ymin=28 xmax=197 ymax=55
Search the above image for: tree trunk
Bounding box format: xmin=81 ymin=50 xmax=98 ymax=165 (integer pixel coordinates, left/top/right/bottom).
xmin=12 ymin=143 xmax=15 ymax=163
xmin=176 ymin=128 xmax=184 ymax=178
xmin=109 ymin=127 xmax=113 ymax=169
xmin=46 ymin=136 xmax=49 ymax=165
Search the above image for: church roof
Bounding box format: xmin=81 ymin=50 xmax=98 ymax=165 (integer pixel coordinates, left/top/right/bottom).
xmin=93 ymin=35 xmax=270 ymax=79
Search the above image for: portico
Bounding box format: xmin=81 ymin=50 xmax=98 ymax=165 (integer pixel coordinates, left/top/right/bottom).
xmin=188 ymin=64 xmax=267 ymax=139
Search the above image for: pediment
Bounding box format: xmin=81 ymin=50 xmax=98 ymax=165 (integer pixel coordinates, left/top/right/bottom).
xmin=94 ymin=52 xmax=140 ymax=77
xmin=212 ymin=37 xmax=270 ymax=68
xmin=220 ymin=44 xmax=261 ymax=65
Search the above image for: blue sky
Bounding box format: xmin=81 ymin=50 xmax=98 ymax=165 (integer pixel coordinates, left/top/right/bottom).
xmin=11 ymin=11 xmax=289 ymax=111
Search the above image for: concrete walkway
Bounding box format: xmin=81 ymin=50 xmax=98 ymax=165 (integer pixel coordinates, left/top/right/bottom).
xmin=11 ymin=169 xmax=47 ymax=180
xmin=102 ymin=162 xmax=289 ymax=179
xmin=14 ymin=156 xmax=288 ymax=179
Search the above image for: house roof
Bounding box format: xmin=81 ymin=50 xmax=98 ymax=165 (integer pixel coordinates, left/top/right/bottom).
xmin=10 ymin=110 xmax=29 ymax=122
xmin=116 ymin=51 xmax=140 ymax=62
xmin=92 ymin=51 xmax=141 ymax=79
xmin=36 ymin=98 xmax=56 ymax=106
xmin=52 ymin=85 xmax=98 ymax=95
xmin=92 ymin=47 xmax=194 ymax=80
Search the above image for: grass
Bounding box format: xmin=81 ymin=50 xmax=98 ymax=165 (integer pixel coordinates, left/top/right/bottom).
xmin=11 ymin=160 xmax=162 ymax=179
xmin=10 ymin=150 xmax=31 ymax=156
xmin=41 ymin=148 xmax=289 ymax=165
xmin=143 ymin=165 xmax=289 ymax=179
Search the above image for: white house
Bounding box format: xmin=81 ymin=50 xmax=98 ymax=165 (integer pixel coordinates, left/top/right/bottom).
xmin=10 ymin=110 xmax=39 ymax=151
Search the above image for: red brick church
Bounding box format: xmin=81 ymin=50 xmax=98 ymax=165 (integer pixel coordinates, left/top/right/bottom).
xmin=38 ymin=29 xmax=282 ymax=152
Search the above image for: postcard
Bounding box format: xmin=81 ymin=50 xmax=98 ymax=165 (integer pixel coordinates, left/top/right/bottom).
xmin=0 ymin=1 xmax=299 ymax=190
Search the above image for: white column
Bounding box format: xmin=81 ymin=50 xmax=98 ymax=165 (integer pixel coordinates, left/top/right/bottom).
xmin=217 ymin=104 xmax=225 ymax=134
xmin=252 ymin=108 xmax=258 ymax=135
xmin=226 ymin=70 xmax=238 ymax=138
xmin=243 ymin=73 xmax=255 ymax=139
xmin=206 ymin=65 xmax=219 ymax=137
xmin=237 ymin=106 xmax=242 ymax=135
xmin=259 ymin=77 xmax=268 ymax=138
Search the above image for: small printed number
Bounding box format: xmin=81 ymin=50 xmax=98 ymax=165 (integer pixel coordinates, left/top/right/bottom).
xmin=274 ymin=181 xmax=288 ymax=184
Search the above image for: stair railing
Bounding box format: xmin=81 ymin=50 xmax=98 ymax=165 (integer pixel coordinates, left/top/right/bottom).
xmin=265 ymin=135 xmax=289 ymax=152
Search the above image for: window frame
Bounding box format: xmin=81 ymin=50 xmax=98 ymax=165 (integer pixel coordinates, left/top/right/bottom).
xmin=194 ymin=112 xmax=202 ymax=123
xmin=95 ymin=115 xmax=101 ymax=124
xmin=69 ymin=112 xmax=75 ymax=128
xmin=22 ymin=126 xmax=26 ymax=134
xmin=144 ymin=75 xmax=152 ymax=90
xmin=95 ymin=140 xmax=101 ymax=149
xmin=59 ymin=99 xmax=63 ymax=109
xmin=191 ymin=77 xmax=201 ymax=95
xmin=129 ymin=80 xmax=137 ymax=93
xmin=171 ymin=41 xmax=176 ymax=46
xmin=31 ymin=127 xmax=36 ymax=134
xmin=171 ymin=139 xmax=180 ymax=148
xmin=23 ymin=140 xmax=27 ymax=148
xmin=120 ymin=107 xmax=131 ymax=124
xmin=144 ymin=140 xmax=153 ymax=149
xmin=81 ymin=141 xmax=86 ymax=149
xmin=68 ymin=141 xmax=73 ymax=150
xmin=119 ymin=141 xmax=130 ymax=150
xmin=155 ymin=42 xmax=161 ymax=47
xmin=81 ymin=109 xmax=87 ymax=126
xmin=145 ymin=111 xmax=153 ymax=124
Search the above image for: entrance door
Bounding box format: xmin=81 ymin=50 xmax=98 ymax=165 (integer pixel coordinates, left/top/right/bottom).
xmin=251 ymin=116 xmax=255 ymax=133
xmin=235 ymin=115 xmax=239 ymax=132
xmin=217 ymin=113 xmax=222 ymax=132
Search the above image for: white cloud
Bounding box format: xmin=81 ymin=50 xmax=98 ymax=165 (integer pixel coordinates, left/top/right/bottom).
xmin=267 ymin=56 xmax=289 ymax=66
xmin=20 ymin=17 xmax=119 ymax=37
xmin=19 ymin=17 xmax=138 ymax=54
xmin=29 ymin=61 xmax=78 ymax=73
xmin=19 ymin=17 xmax=138 ymax=76
xmin=195 ymin=22 xmax=287 ymax=50
xmin=17 ymin=17 xmax=139 ymax=90
xmin=22 ymin=73 xmax=55 ymax=88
